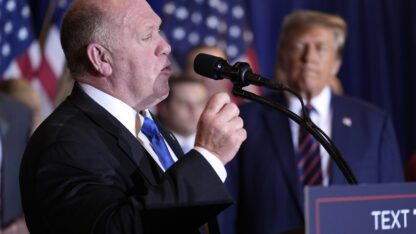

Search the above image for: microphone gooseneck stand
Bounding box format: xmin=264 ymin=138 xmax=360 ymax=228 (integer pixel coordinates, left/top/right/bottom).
xmin=232 ymin=79 xmax=358 ymax=185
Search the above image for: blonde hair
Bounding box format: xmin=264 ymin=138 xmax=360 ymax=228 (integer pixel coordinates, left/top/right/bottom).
xmin=278 ymin=10 xmax=347 ymax=57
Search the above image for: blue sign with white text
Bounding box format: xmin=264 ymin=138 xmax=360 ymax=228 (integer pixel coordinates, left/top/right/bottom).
xmin=305 ymin=183 xmax=416 ymax=234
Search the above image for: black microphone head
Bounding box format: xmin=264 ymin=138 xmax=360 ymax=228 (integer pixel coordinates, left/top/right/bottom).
xmin=193 ymin=53 xmax=227 ymax=80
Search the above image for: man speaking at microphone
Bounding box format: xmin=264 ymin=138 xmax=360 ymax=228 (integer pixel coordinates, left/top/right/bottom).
xmin=19 ymin=0 xmax=246 ymax=233
xmin=217 ymin=10 xmax=404 ymax=234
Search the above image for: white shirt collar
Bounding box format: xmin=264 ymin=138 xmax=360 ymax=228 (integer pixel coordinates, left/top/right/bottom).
xmin=287 ymin=85 xmax=332 ymax=117
xmin=172 ymin=132 xmax=196 ymax=152
xmin=79 ymin=83 xmax=138 ymax=136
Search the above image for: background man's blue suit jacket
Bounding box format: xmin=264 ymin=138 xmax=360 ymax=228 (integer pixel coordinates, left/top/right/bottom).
xmin=220 ymin=93 xmax=404 ymax=234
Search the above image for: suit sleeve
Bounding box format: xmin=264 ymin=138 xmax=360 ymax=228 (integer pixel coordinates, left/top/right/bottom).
xmin=34 ymin=143 xmax=232 ymax=234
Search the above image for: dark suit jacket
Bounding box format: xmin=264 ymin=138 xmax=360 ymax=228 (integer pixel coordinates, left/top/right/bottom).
xmin=20 ymin=84 xmax=232 ymax=234
xmin=219 ymin=93 xmax=404 ymax=234
xmin=0 ymin=94 xmax=32 ymax=228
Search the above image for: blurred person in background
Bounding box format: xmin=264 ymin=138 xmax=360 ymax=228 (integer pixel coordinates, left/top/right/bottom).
xmin=0 ymin=93 xmax=32 ymax=234
xmin=0 ymin=79 xmax=42 ymax=131
xmin=329 ymin=76 xmax=344 ymax=95
xmin=158 ymin=75 xmax=208 ymax=153
xmin=220 ymin=10 xmax=403 ymax=234
xmin=54 ymin=68 xmax=75 ymax=107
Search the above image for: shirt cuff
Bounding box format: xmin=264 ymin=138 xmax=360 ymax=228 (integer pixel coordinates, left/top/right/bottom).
xmin=194 ymin=146 xmax=227 ymax=182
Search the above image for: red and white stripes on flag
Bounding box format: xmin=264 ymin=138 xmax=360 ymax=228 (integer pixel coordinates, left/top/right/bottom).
xmin=37 ymin=25 xmax=66 ymax=116
xmin=1 ymin=0 xmax=70 ymax=119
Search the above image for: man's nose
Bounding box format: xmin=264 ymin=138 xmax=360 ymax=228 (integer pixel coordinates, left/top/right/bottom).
xmin=157 ymin=35 xmax=171 ymax=56
xmin=301 ymin=44 xmax=317 ymax=63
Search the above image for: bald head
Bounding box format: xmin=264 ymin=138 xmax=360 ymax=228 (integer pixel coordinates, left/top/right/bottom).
xmin=61 ymin=0 xmax=155 ymax=78
xmin=61 ymin=0 xmax=109 ymax=77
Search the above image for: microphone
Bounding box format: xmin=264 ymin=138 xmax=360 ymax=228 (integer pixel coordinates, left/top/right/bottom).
xmin=193 ymin=53 xmax=280 ymax=88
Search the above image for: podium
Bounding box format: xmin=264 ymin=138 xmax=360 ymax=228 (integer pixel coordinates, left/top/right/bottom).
xmin=305 ymin=183 xmax=416 ymax=234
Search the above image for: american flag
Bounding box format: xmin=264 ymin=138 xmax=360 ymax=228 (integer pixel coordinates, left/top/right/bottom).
xmin=161 ymin=0 xmax=258 ymax=70
xmin=1 ymin=0 xmax=71 ymax=119
xmin=36 ymin=0 xmax=72 ymax=115
xmin=1 ymin=0 xmax=41 ymax=83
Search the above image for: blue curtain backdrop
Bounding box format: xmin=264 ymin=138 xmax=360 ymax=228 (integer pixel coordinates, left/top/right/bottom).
xmin=150 ymin=0 xmax=416 ymax=164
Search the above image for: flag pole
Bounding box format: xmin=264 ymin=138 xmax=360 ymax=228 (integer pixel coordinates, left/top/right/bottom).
xmin=38 ymin=0 xmax=58 ymax=49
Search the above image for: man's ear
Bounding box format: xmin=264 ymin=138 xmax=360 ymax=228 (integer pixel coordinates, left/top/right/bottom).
xmin=86 ymin=43 xmax=113 ymax=76
xmin=331 ymin=58 xmax=342 ymax=76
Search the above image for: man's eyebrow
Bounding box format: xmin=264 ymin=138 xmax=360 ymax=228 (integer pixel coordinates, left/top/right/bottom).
xmin=142 ymin=19 xmax=161 ymax=31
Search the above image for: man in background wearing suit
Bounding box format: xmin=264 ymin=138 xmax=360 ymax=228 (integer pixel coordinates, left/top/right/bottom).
xmin=219 ymin=10 xmax=404 ymax=234
xmin=0 ymin=94 xmax=32 ymax=234
xmin=19 ymin=0 xmax=246 ymax=233
xmin=158 ymin=75 xmax=208 ymax=154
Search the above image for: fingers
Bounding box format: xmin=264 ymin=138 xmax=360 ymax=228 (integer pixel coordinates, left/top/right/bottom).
xmin=216 ymin=101 xmax=240 ymax=124
xmin=198 ymin=93 xmax=240 ymax=134
xmin=195 ymin=92 xmax=246 ymax=165
xmin=203 ymin=92 xmax=240 ymax=123
xmin=222 ymin=115 xmax=244 ymax=133
xmin=202 ymin=92 xmax=231 ymax=117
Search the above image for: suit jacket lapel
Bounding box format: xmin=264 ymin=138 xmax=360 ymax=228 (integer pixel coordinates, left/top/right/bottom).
xmin=329 ymin=95 xmax=352 ymax=185
xmin=68 ymin=83 xmax=159 ymax=185
xmin=152 ymin=114 xmax=185 ymax=158
xmin=263 ymin=95 xmax=304 ymax=213
xmin=0 ymin=97 xmax=10 ymax=138
xmin=0 ymin=115 xmax=9 ymax=138
xmin=117 ymin=127 xmax=162 ymax=185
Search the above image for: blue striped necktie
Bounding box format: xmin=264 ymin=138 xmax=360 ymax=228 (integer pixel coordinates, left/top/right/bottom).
xmin=141 ymin=116 xmax=174 ymax=170
xmin=296 ymin=104 xmax=323 ymax=186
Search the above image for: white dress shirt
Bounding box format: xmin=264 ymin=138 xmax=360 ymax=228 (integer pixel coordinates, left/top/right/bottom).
xmin=80 ymin=83 xmax=227 ymax=181
xmin=171 ymin=132 xmax=196 ymax=154
xmin=287 ymin=86 xmax=333 ymax=186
